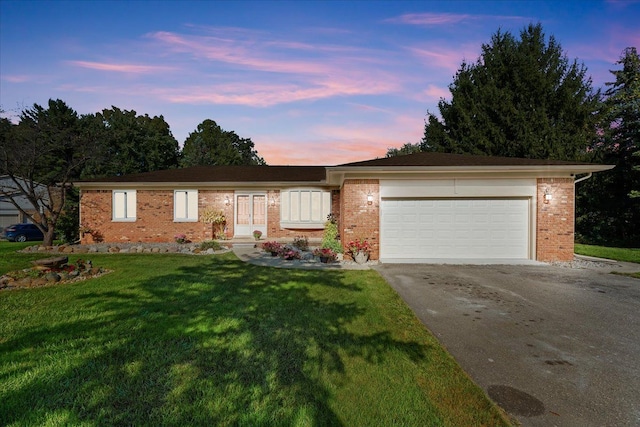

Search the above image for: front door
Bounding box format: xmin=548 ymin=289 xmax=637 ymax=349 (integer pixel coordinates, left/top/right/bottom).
xmin=235 ymin=193 xmax=267 ymax=237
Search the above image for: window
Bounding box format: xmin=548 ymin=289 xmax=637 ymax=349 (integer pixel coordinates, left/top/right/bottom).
xmin=112 ymin=190 xmax=136 ymax=221
xmin=280 ymin=189 xmax=331 ymax=229
xmin=174 ymin=190 xmax=198 ymax=222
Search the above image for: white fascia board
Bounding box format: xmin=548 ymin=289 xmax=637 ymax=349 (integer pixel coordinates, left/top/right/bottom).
xmin=326 ymin=164 xmax=614 ymax=185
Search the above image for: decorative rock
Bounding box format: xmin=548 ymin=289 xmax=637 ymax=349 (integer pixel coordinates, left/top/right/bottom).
xmin=151 ymin=247 xmax=160 ymax=253
xmin=120 ymin=248 xmax=130 ymax=253
xmin=31 ymin=278 xmax=48 ymax=287
xmin=32 ymin=256 xmax=68 ymax=269
xmin=64 ymin=246 xmax=74 ymax=253
xmin=45 ymin=272 xmax=61 ymax=282
xmin=17 ymin=277 xmax=33 ymax=287
xmin=108 ymin=246 xmax=120 ymax=253
xmin=206 ymin=248 xmax=215 ymax=254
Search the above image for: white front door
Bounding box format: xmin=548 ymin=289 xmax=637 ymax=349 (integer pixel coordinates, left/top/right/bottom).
xmin=235 ymin=193 xmax=267 ymax=237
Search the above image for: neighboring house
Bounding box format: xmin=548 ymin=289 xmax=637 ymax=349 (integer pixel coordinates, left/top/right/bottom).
xmin=75 ymin=152 xmax=613 ymax=262
xmin=0 ymin=175 xmax=45 ymax=232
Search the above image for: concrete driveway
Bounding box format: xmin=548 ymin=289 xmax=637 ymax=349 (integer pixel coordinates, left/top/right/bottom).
xmin=375 ymin=263 xmax=640 ymax=427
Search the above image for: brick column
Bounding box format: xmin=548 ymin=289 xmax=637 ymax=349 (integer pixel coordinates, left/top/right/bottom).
xmin=536 ymin=178 xmax=574 ymax=262
xmin=340 ymin=179 xmax=379 ymax=260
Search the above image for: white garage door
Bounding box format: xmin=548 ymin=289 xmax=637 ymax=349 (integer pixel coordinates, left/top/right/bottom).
xmin=0 ymin=214 xmax=20 ymax=231
xmin=381 ymin=198 xmax=529 ymax=261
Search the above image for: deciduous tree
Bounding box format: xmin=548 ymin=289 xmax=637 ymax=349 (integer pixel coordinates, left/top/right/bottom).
xmin=385 ymin=142 xmax=422 ymax=158
xmin=82 ymin=107 xmax=179 ymax=178
xmin=181 ymin=119 xmax=265 ymax=167
xmin=577 ymin=47 xmax=640 ymax=246
xmin=0 ymin=99 xmax=98 ymax=245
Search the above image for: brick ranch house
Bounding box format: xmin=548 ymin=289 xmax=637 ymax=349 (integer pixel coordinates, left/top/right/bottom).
xmin=76 ymin=152 xmax=613 ymax=262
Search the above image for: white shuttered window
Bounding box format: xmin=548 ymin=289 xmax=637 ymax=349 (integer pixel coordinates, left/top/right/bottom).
xmin=112 ymin=190 xmax=136 ymax=221
xmin=280 ymin=190 xmax=331 ymax=229
xmin=174 ymin=190 xmax=198 ymax=221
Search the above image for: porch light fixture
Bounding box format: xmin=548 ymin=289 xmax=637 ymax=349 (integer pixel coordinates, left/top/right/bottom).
xmin=224 ymin=196 xmax=230 ymax=206
xmin=270 ymin=197 xmax=276 ymax=206
xmin=544 ymin=188 xmax=552 ymax=203
xmin=367 ymin=193 xmax=374 ymax=205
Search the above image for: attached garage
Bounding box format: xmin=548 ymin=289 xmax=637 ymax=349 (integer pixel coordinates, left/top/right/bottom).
xmin=0 ymin=213 xmax=21 ymax=231
xmin=379 ymin=179 xmax=535 ymax=262
xmin=381 ymin=198 xmax=530 ymax=261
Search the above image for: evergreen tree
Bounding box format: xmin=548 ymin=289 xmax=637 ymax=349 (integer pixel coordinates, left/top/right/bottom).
xmin=422 ymin=23 xmax=601 ymax=161
xmin=577 ymin=47 xmax=640 ymax=246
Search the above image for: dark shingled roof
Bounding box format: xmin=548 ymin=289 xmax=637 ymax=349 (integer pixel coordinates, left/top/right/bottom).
xmin=83 ymin=165 xmax=328 ymax=183
xmin=338 ymin=152 xmax=591 ymax=167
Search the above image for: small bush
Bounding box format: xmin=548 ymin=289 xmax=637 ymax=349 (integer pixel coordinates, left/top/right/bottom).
xmin=321 ymin=219 xmax=343 ymax=253
xmin=292 ymin=236 xmax=309 ymax=251
xmin=199 ymin=240 xmax=222 ymax=251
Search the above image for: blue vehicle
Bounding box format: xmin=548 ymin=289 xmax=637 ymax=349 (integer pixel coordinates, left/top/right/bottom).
xmin=2 ymin=223 xmax=44 ymax=242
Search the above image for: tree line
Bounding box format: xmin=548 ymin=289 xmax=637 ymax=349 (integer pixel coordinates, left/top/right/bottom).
xmin=1 ymin=23 xmax=638 ymax=247
xmin=387 ymin=24 xmax=639 ymax=248
xmin=0 ymin=104 xmax=265 ymax=245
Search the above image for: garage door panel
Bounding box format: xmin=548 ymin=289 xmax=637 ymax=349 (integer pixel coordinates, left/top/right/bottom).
xmin=381 ymin=198 xmax=529 ymax=260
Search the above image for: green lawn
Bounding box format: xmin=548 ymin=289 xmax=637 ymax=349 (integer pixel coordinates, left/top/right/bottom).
xmin=0 ymin=243 xmax=511 ymax=426
xmin=575 ymin=243 xmax=640 ymax=264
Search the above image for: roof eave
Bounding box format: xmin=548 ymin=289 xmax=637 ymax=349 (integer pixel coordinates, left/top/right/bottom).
xmin=326 ymin=164 xmax=615 ymax=185
xmin=74 ymin=180 xmax=332 ymax=190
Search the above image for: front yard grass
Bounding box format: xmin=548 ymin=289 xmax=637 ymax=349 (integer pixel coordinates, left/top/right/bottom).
xmin=575 ymin=244 xmax=640 ymax=264
xmin=0 ymin=244 xmax=511 ymax=426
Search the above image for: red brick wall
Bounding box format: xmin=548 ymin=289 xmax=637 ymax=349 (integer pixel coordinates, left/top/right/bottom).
xmin=80 ymin=188 xmax=336 ymax=243
xmin=536 ymin=178 xmax=574 ymax=262
xmin=199 ymin=190 xmax=235 ymax=239
xmin=340 ymin=179 xmax=379 ymax=260
xmin=80 ymin=189 xmax=233 ymax=243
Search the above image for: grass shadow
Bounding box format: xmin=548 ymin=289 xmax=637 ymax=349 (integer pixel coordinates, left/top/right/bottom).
xmin=1 ymin=253 xmax=435 ymax=425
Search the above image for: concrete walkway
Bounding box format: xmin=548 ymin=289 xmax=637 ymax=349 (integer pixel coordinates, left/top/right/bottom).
xmin=231 ymin=244 xmax=372 ymax=270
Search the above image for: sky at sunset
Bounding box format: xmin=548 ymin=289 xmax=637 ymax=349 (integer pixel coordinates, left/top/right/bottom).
xmin=1 ymin=1 xmax=639 ymax=165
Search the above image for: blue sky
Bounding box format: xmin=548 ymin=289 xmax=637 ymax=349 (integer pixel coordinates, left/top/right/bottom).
xmin=1 ymin=1 xmax=638 ymax=165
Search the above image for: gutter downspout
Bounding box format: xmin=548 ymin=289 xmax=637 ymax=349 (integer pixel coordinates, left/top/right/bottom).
xmin=574 ymin=172 xmax=592 ymax=185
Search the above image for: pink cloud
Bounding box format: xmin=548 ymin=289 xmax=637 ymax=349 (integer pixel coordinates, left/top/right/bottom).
xmin=407 ymin=47 xmax=467 ymax=71
xmin=387 ymin=13 xmax=474 ymax=25
xmin=255 ymin=114 xmax=423 ymax=165
xmin=386 ymin=13 xmax=528 ymax=26
xmin=264 ymin=117 xmax=422 ymax=164
xmin=2 ymin=74 xmax=31 ymax=83
xmin=68 ymin=60 xmax=176 ymax=74
xmin=152 ymin=76 xmax=399 ymax=107
xmin=257 ymin=139 xmax=388 ymax=165
xmin=149 ymin=31 xmax=335 ymax=75
xmin=422 ymin=84 xmax=450 ymax=101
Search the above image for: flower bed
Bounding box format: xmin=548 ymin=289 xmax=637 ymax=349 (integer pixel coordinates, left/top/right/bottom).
xmin=1 ymin=258 xmax=109 ymax=291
